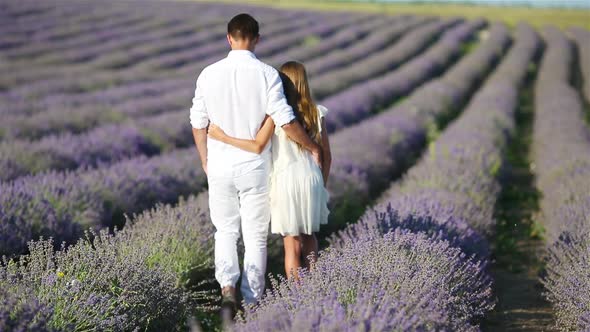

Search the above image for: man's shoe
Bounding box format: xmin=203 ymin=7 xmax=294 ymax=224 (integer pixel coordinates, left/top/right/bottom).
xmin=220 ymin=291 xmax=238 ymax=321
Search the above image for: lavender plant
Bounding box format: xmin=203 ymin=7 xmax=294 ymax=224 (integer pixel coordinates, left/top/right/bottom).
xmin=0 ymin=86 xmax=192 ymax=141
xmin=0 ymin=6 xmax=305 ymax=102
xmin=0 ymin=192 xmax=216 ymax=331
xmin=332 ymin=22 xmax=538 ymax=255
xmin=264 ymin=15 xmax=398 ymax=68
xmin=236 ymin=230 xmax=492 ymax=332
xmin=1 ymin=16 xmax=419 ymax=143
xmin=310 ymin=19 xmax=460 ymax=99
xmin=321 ymin=19 xmax=486 ymax=132
xmin=533 ymin=26 xmax=590 ymax=331
xmin=303 ymin=16 xmax=429 ymax=76
xmin=0 ymin=286 xmax=55 ymax=332
xmin=0 ymin=110 xmax=191 ymax=181
xmin=1 ymin=231 xmax=190 ymax=331
xmin=325 ymin=22 xmax=510 ymax=229
xmin=0 ymin=148 xmax=206 ymax=256
xmin=568 ymin=27 xmax=590 ymax=105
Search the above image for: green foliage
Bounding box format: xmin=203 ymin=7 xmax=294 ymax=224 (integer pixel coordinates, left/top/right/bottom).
xmin=491 ymin=62 xmax=544 ymax=273
xmin=302 ymin=35 xmax=321 ymax=47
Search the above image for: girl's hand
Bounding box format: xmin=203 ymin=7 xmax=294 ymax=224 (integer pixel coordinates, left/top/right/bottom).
xmin=207 ymin=123 xmax=227 ymax=142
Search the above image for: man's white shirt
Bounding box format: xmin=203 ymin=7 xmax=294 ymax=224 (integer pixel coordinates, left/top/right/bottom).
xmin=189 ymin=49 xmax=295 ymax=177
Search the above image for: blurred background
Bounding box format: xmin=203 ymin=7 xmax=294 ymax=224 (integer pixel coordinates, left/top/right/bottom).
xmin=1 ymin=0 xmax=589 ymax=331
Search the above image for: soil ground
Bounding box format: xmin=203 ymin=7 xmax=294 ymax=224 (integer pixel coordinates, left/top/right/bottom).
xmin=482 ymin=65 xmax=556 ymax=331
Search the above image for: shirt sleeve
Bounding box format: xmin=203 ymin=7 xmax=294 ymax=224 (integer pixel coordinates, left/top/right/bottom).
xmin=266 ymin=69 xmax=296 ymax=127
xmin=189 ymin=71 xmax=209 ymax=129
xmin=317 ymin=104 xmax=329 ymax=118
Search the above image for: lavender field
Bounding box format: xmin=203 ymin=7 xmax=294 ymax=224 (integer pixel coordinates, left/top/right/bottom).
xmin=0 ymin=0 xmax=589 ymax=331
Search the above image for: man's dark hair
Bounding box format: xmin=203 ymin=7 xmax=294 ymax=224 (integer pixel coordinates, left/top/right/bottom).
xmin=227 ymin=13 xmax=259 ymax=41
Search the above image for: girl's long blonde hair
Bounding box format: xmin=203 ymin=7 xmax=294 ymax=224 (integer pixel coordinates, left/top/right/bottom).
xmin=279 ymin=61 xmax=321 ymax=149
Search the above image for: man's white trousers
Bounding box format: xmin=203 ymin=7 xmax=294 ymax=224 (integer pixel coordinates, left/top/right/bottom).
xmin=207 ymin=160 xmax=271 ymax=304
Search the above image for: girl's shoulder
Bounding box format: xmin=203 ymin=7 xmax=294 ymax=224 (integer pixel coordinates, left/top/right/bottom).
xmin=316 ymin=104 xmax=329 ymax=118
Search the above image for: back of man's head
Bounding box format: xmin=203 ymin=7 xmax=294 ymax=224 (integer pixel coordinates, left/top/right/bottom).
xmin=227 ymin=13 xmax=259 ymax=41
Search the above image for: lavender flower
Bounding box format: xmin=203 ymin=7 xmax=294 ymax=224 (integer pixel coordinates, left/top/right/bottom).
xmin=533 ymin=26 xmax=590 ymax=330
xmin=0 ymin=148 xmax=206 ymax=256
xmin=236 ymin=230 xmax=493 ymax=332
xmin=0 ymin=192 xmax=214 ymax=331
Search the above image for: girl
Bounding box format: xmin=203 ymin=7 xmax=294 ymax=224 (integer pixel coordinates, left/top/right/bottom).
xmin=207 ymin=61 xmax=332 ymax=281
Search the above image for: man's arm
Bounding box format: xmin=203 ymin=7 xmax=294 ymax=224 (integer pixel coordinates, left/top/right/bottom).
xmin=192 ymin=128 xmax=208 ymax=174
xmin=282 ymin=120 xmax=322 ymax=166
xmin=189 ymin=72 xmax=209 ymax=175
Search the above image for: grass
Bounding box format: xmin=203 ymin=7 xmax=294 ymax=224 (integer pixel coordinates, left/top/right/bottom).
xmin=572 ymin=39 xmax=590 ymax=125
xmin=482 ymin=59 xmax=556 ymax=330
xmin=491 ymin=63 xmax=544 ymax=272
xmin=184 ymin=0 xmax=590 ymax=29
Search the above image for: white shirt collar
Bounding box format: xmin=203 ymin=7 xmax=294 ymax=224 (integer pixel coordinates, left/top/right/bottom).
xmin=227 ymin=49 xmax=257 ymax=59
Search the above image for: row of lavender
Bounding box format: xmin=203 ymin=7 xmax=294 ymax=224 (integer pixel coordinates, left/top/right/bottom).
xmin=324 ymin=19 xmax=505 ymax=223
xmin=569 ymin=26 xmax=590 ymax=105
xmin=0 ymin=148 xmax=206 ymax=256
xmin=0 ymin=16 xmax=397 ymax=143
xmin=0 ymin=18 xmax=471 ymax=182
xmin=0 ymin=3 xmax=237 ymax=85
xmin=5 ymin=3 xmax=413 ymax=96
xmin=0 ymin=1 xmax=296 ymax=66
xmin=126 ymin=10 xmax=365 ymax=73
xmin=267 ymin=16 xmax=411 ymax=73
xmin=0 ymin=20 xmax=478 ymax=255
xmin=532 ymin=27 xmax=590 ymax=331
xmin=0 ymin=13 xmax=407 ymax=122
xmin=1 ymin=2 xmax=365 ymax=118
xmin=0 ymin=12 xmax=448 ymax=120
xmin=0 ymin=14 xmax=453 ymax=149
xmin=0 ymin=8 xmax=356 ymax=116
xmin=322 ymin=18 xmax=485 ymax=131
xmin=0 ymin=14 xmax=414 ymax=140
xmin=0 ymin=20 xmax=508 ymax=330
xmin=309 ymin=18 xmax=455 ymax=98
xmin=234 ymin=23 xmax=539 ymax=331
xmin=0 ymin=0 xmax=163 ymax=50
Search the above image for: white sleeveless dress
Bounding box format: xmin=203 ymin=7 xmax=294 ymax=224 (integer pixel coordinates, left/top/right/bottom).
xmin=269 ymin=105 xmax=330 ymax=236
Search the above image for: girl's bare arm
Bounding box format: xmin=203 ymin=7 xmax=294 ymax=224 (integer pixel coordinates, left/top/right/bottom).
xmin=208 ymin=116 xmax=275 ymax=154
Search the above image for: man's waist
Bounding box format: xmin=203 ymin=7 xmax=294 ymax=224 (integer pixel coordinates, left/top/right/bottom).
xmin=207 ymin=146 xmax=271 ymax=176
xmin=208 ymin=153 xmax=270 ymax=166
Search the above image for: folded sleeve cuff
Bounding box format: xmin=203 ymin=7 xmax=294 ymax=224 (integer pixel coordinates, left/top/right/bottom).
xmin=189 ymin=107 xmax=209 ymax=129
xmin=317 ymin=104 xmax=329 ymax=118
xmin=272 ymin=111 xmax=296 ymax=128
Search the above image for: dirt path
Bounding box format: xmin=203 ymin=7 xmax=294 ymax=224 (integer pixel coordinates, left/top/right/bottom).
xmin=484 ymin=232 xmax=555 ymax=331
xmin=482 ymin=65 xmax=555 ymax=331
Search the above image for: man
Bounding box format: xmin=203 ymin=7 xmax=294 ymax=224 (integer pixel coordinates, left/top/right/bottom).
xmin=189 ymin=13 xmax=322 ymax=314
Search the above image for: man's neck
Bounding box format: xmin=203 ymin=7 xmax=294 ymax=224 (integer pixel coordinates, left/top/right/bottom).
xmin=231 ymin=47 xmax=255 ymax=52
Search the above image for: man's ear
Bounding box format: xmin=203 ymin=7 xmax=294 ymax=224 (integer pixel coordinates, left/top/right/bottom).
xmin=253 ymin=35 xmax=260 ymax=45
xmin=227 ymin=34 xmax=232 ymax=47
